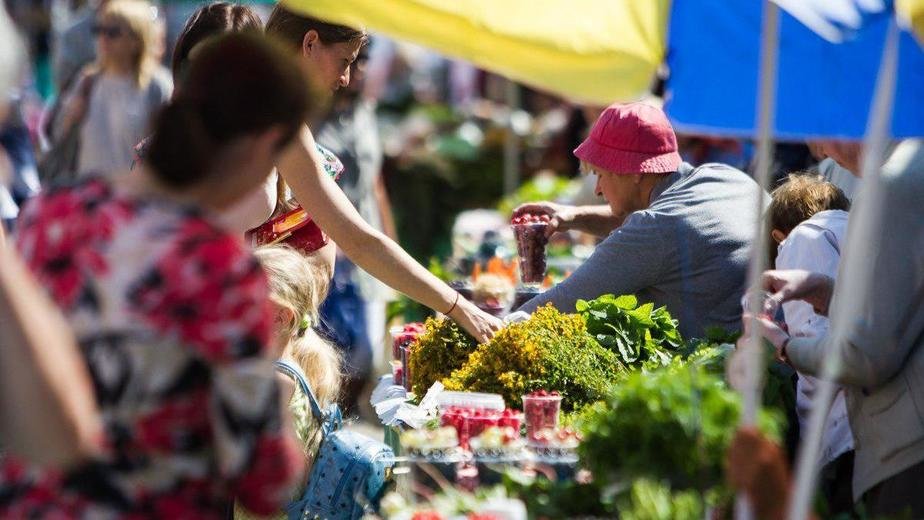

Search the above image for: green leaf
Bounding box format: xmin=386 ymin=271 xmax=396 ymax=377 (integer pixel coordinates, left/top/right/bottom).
xmin=614 ymin=294 xmax=638 ymax=310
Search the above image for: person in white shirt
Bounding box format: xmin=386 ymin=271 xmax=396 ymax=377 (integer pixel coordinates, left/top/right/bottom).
xmin=767 ymin=174 xmax=853 ymax=515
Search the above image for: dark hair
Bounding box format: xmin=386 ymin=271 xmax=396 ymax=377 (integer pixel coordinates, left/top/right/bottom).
xmin=171 ymin=2 xmax=263 ymax=81
xmin=146 ymin=33 xmax=311 ymax=188
xmin=265 ymin=4 xmax=367 ymax=49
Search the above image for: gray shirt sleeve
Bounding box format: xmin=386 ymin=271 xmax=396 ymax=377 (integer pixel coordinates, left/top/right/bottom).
xmin=518 ymin=210 xmax=669 ymax=313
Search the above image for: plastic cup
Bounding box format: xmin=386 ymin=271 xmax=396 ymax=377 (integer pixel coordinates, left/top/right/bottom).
xmin=741 ymin=290 xmax=781 ymax=320
xmin=390 ymin=360 xmax=403 ymax=387
xmin=400 ymin=345 xmax=413 ymax=392
xmin=390 ymin=326 xmax=421 ymax=360
xmin=512 ymin=222 xmax=550 ymax=285
xmin=522 ymin=394 xmax=562 ymax=439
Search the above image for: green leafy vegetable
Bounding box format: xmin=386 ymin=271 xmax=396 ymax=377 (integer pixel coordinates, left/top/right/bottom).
xmin=578 ymin=365 xmax=782 ymax=494
xmin=616 ymin=479 xmax=705 ymax=520
xmin=576 ymin=294 xmax=683 ymax=370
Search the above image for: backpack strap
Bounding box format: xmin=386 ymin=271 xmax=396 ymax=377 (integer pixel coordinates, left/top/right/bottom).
xmin=274 ymin=360 xmax=342 ymax=437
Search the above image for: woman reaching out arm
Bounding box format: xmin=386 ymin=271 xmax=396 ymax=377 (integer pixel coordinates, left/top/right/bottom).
xmin=265 ymin=5 xmax=502 ymax=341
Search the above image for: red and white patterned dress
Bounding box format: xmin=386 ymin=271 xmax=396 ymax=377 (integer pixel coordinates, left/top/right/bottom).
xmin=0 ymin=178 xmax=304 ymax=519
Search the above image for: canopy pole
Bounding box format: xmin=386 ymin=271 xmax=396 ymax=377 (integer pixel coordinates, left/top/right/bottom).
xmin=787 ymin=19 xmax=900 ymax=520
xmin=736 ymin=2 xmax=779 ymax=519
xmin=503 ymin=79 xmax=521 ymax=195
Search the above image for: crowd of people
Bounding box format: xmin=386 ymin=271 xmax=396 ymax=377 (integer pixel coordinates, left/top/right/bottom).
xmin=1 ymin=1 xmax=922 ymax=519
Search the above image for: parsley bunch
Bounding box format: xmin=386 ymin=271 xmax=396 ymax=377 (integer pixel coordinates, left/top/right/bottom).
xmin=577 ymin=365 xmax=782 ymax=493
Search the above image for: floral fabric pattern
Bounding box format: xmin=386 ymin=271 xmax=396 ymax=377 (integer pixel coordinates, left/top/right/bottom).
xmin=1 ymin=178 xmax=304 ymax=519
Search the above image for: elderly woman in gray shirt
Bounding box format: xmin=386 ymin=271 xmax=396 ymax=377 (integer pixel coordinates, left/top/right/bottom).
xmin=516 ymin=102 xmax=765 ymax=339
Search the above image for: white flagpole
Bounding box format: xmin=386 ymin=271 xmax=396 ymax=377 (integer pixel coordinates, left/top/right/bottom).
xmin=736 ymin=2 xmax=780 ymax=518
xmin=787 ymin=19 xmax=900 ymax=520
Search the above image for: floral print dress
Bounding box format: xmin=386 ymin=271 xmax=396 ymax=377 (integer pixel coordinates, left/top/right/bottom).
xmin=0 ymin=178 xmax=304 ymax=519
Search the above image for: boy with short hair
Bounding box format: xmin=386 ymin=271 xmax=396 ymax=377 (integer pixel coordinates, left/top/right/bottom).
xmin=768 ymin=173 xmax=852 ymax=515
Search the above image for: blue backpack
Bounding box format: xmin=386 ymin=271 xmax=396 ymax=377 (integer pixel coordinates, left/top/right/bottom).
xmin=274 ymin=361 xmax=394 ymax=520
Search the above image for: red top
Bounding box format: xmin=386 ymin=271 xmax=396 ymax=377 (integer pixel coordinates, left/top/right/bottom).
xmin=0 ymin=179 xmax=304 ymax=519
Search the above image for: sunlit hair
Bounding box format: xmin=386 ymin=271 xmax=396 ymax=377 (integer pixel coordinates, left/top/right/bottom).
xmin=171 ymin=2 xmax=262 ymax=82
xmin=255 ymin=245 xmax=341 ymax=408
xmin=96 ymin=0 xmax=160 ymax=88
xmin=769 ymin=173 xmax=851 ymax=235
xmin=265 ymin=4 xmax=367 ymax=49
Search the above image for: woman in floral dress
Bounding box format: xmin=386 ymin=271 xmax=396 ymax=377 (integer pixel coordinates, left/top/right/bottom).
xmin=0 ymin=33 xmax=312 ymax=519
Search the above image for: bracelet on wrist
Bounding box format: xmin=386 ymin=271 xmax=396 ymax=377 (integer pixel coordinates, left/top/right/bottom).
xmin=444 ymin=291 xmax=460 ymax=315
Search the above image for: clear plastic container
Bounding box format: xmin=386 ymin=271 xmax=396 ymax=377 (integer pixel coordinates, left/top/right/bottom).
xmin=437 ymin=391 xmax=505 ymax=411
xmin=522 ymin=394 xmax=562 ymax=439
xmin=740 ymin=290 xmax=781 ymax=320
xmin=390 ymin=360 xmax=403 ymax=387
xmin=512 ymin=222 xmax=550 ymax=285
xmin=390 ymin=323 xmax=424 ymax=360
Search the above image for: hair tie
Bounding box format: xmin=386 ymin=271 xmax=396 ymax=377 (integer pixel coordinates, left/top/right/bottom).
xmin=297 ymin=313 xmax=312 ymax=337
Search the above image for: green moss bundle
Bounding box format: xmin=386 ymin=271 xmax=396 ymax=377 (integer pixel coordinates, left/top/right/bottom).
xmin=407 ymin=317 xmax=479 ymax=395
xmin=444 ymin=305 xmax=626 ymax=411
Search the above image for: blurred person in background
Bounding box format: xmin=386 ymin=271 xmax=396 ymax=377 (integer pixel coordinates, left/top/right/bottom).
xmin=748 ymin=139 xmax=924 ymax=517
xmin=0 ymin=0 xmax=101 ymax=472
xmin=263 ymin=5 xmax=502 ymax=343
xmin=316 ymin=43 xmax=396 ymax=413
xmin=0 ymin=33 xmax=308 ymax=518
xmin=51 ymin=0 xmax=170 ymax=178
xmin=52 ymin=0 xmax=110 ymax=93
xmin=133 ymin=1 xmax=272 ymax=236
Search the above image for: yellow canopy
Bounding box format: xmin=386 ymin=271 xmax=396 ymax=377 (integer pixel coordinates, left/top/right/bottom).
xmin=279 ymin=0 xmax=669 ymax=106
xmin=897 ymin=0 xmax=924 ymax=44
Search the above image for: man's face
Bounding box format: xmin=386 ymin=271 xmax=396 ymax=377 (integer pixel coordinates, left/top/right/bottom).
xmin=809 ymin=140 xmax=863 ymax=177
xmin=590 ymin=165 xmax=646 ymax=222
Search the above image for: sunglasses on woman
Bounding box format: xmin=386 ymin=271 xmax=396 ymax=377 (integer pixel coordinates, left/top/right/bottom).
xmin=91 ymin=24 xmax=124 ymax=39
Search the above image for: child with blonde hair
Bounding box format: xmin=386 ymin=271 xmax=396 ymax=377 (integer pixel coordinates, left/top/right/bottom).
xmin=256 ymin=245 xmax=342 ymax=445
xmin=239 ymin=245 xmax=341 ymax=520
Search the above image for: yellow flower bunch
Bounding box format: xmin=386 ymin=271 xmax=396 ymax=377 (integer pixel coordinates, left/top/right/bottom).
xmin=408 ymin=316 xmax=479 ymax=395
xmin=444 ymin=305 xmax=626 ymax=410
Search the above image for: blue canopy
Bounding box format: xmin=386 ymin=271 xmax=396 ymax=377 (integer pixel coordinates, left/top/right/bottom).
xmin=664 ymin=0 xmax=924 ymax=139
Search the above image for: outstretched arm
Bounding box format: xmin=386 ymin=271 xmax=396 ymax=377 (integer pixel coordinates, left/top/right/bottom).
xmin=277 ymin=126 xmax=501 ymax=342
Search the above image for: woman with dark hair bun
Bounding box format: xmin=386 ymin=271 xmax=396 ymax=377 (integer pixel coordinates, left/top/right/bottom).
xmin=0 ymin=33 xmax=310 ymax=519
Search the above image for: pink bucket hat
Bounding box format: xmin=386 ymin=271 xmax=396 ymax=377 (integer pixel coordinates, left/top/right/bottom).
xmin=574 ymin=102 xmax=681 ymax=175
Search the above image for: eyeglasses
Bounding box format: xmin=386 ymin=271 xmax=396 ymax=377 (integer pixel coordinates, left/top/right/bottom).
xmin=91 ymin=24 xmax=124 ymax=39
